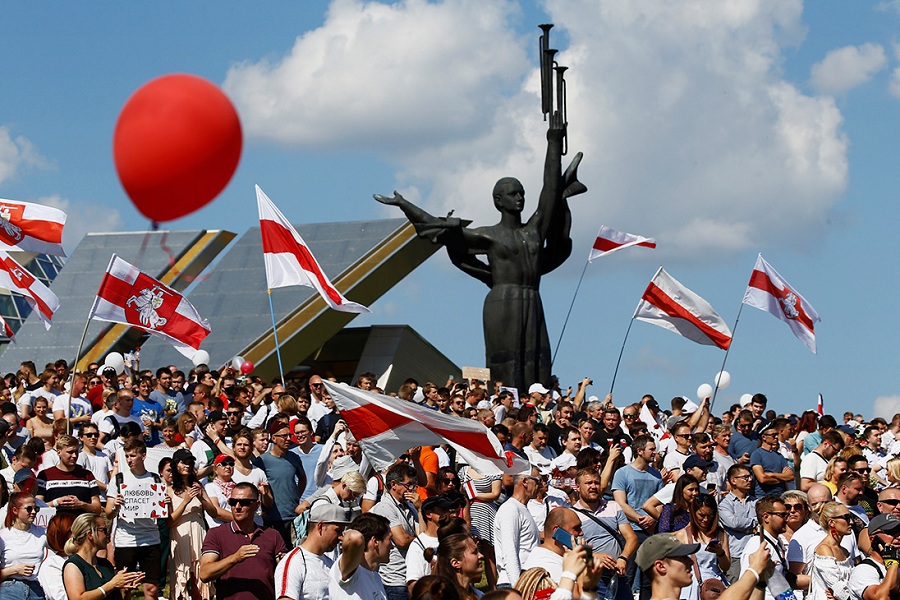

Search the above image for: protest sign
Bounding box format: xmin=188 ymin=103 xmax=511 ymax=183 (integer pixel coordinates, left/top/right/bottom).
xmin=120 ymin=479 xmax=169 ymax=520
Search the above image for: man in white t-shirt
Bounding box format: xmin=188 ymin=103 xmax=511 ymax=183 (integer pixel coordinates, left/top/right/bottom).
xmin=329 ymin=512 xmax=392 ymax=600
xmin=76 ymin=423 xmax=113 ymax=501
xmin=850 ymin=513 xmax=900 ymax=600
xmin=523 ymin=507 xmax=594 ymax=583
xmin=494 ymin=467 xmax=542 ymax=586
xmin=275 ymin=502 xmax=351 ymax=600
xmin=106 ymin=438 xmax=162 ymax=600
xmin=52 ymin=373 xmax=92 ymax=436
xmin=800 ymin=430 xmax=844 ymax=491
xmin=98 ymin=390 xmax=145 ymax=445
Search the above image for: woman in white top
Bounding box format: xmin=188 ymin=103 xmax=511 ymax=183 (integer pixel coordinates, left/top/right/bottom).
xmin=0 ymin=492 xmax=48 ymax=599
xmin=809 ymin=501 xmax=854 ymax=600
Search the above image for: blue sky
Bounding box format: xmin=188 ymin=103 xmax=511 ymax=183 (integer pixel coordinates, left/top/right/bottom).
xmin=2 ymin=0 xmax=899 ymax=419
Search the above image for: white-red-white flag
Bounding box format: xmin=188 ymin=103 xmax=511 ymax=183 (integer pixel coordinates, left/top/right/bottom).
xmin=589 ymin=225 xmax=656 ymax=262
xmin=634 ymin=267 xmax=732 ymax=350
xmin=0 ymin=314 xmax=15 ymax=343
xmin=0 ymin=250 xmax=59 ymax=329
xmin=817 ymin=394 xmax=824 ymax=416
xmin=323 ymin=381 xmax=528 ymax=474
xmin=742 ymin=254 xmax=820 ymax=353
xmin=256 ymin=186 xmax=369 ymax=314
xmin=0 ymin=198 xmax=67 ymax=256
xmin=89 ymin=255 xmax=210 ymax=360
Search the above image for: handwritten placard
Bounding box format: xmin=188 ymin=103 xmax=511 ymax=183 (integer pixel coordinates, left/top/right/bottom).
xmin=462 ymin=366 xmax=491 ymax=382
xmin=120 ymin=480 xmax=169 ymax=520
xmin=499 ymin=386 xmax=520 ymax=406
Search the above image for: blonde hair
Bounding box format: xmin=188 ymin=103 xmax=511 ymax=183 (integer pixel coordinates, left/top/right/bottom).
xmin=824 ymin=456 xmax=847 ymax=482
xmin=64 ymin=513 xmax=109 ymax=556
xmin=55 ymin=434 xmax=79 ymax=451
xmin=276 ymin=394 xmax=298 ymax=416
xmin=886 ymin=457 xmax=900 ymax=484
xmin=515 ymin=567 xmax=556 ymax=600
xmin=817 ymin=500 xmax=848 ymax=531
xmin=341 ymin=471 xmax=366 ymax=495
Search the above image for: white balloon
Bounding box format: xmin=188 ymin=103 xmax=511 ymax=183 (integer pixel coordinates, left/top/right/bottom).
xmin=192 ymin=350 xmax=210 ymax=367
xmin=104 ymin=352 xmax=125 ymax=375
xmin=714 ymin=371 xmax=731 ymax=389
xmin=740 ymin=393 xmax=753 ymax=406
xmin=697 ymin=383 xmax=713 ymax=400
xmin=231 ymin=355 xmax=245 ymax=371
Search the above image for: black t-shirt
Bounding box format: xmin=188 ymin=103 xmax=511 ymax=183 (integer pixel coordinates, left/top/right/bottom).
xmin=37 ymin=465 xmax=99 ymax=514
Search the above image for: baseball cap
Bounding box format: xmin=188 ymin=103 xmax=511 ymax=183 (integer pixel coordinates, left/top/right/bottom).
xmin=413 ymin=388 xmax=426 ymax=404
xmin=551 ymin=453 xmax=577 ymax=472
xmin=267 ymin=420 xmax=289 ymax=435
xmin=172 ymin=449 xmax=194 ymax=464
xmin=528 ymin=383 xmax=549 ymax=395
xmin=0 ymin=420 xmax=10 ymax=437
xmin=101 ymin=365 xmax=117 ymax=378
xmin=207 ymin=410 xmax=226 ymax=424
xmin=309 ymin=503 xmax=353 ymax=524
xmin=636 ymin=534 xmax=701 ymax=571
xmin=330 ymin=455 xmax=359 ymax=481
xmin=13 ymin=468 xmax=35 ymax=485
xmin=869 ymin=513 xmax=900 ymax=536
xmin=836 ymin=425 xmax=857 ymax=437
xmin=213 ymin=454 xmax=234 ymax=466
xmin=682 ymin=454 xmax=713 ymax=471
xmin=421 ymin=496 xmax=454 ymax=515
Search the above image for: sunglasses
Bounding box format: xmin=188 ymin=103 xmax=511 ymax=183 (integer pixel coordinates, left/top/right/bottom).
xmin=855 ymin=468 xmax=871 ymax=474
xmin=767 ymin=511 xmax=789 ymax=519
xmin=443 ymin=478 xmax=458 ymax=485
xmin=227 ymin=411 xmax=243 ymax=417
xmin=217 ymin=461 xmax=235 ymax=468
xmin=623 ymin=414 xmax=637 ymax=419
xmin=228 ymin=498 xmax=257 ymax=507
xmin=82 ymin=432 xmax=99 ymax=438
xmin=21 ymin=505 xmax=38 ymax=513
xmin=832 ymin=514 xmax=854 ymax=523
xmin=880 ymin=499 xmax=900 ymax=506
xmin=784 ymin=503 xmax=806 ymax=512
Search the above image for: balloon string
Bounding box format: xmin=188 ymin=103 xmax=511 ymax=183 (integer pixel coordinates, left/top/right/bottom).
xmin=158 ymin=230 xmax=210 ymax=285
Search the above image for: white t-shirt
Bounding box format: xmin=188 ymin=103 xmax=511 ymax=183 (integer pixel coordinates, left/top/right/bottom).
xmin=522 ymin=546 xmax=564 ymax=583
xmin=204 ymin=482 xmax=231 ymax=528
xmin=849 ymin=559 xmax=886 ymax=600
xmin=663 ymin=449 xmax=690 ymax=474
xmin=328 ymin=560 xmax=387 ymax=600
xmin=98 ymin=413 xmax=145 ymax=437
xmin=19 ymin=388 xmax=59 ymax=418
xmin=275 ymin=546 xmax=334 ymax=600
xmin=406 ymin=532 xmax=438 ymax=583
xmin=0 ymin=524 xmax=47 ymax=580
xmin=78 ymin=450 xmax=113 ymax=500
xmin=232 ymin=466 xmax=268 ymax=525
xmin=52 ymin=394 xmax=93 ymax=427
xmin=799 ymin=452 xmax=828 ymax=483
xmin=108 ymin=470 xmax=161 ymax=547
xmin=38 ymin=548 xmax=68 ymax=600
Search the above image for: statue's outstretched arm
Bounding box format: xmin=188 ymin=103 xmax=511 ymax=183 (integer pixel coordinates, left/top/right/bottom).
xmin=375 ymin=191 xmax=490 ymax=252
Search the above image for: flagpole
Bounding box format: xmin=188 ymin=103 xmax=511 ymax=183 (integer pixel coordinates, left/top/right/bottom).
xmin=711 ymin=302 xmax=745 ymax=410
xmin=610 ymin=316 xmax=637 ymax=396
xmin=65 ymin=314 xmax=93 ymax=435
xmin=267 ymin=288 xmax=286 ymax=384
xmin=552 ymin=258 xmax=590 ymax=367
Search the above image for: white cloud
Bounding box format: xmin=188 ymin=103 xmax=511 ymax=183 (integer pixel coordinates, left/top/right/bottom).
xmin=227 ymin=0 xmax=849 ymax=260
xmin=0 ymin=126 xmax=48 ymax=186
xmin=873 ymin=395 xmax=900 ymax=420
xmin=810 ymin=43 xmax=886 ymax=95
xmin=224 ymin=0 xmax=527 ymax=154
xmin=38 ymin=195 xmax=124 ymax=255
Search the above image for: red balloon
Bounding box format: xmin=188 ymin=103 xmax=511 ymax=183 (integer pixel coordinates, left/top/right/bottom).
xmin=240 ymin=360 xmax=254 ymax=375
xmin=113 ymin=74 xmax=242 ymax=222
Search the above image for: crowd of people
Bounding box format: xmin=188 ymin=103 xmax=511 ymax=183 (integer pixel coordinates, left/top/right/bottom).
xmin=0 ymin=357 xmax=898 ymax=600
